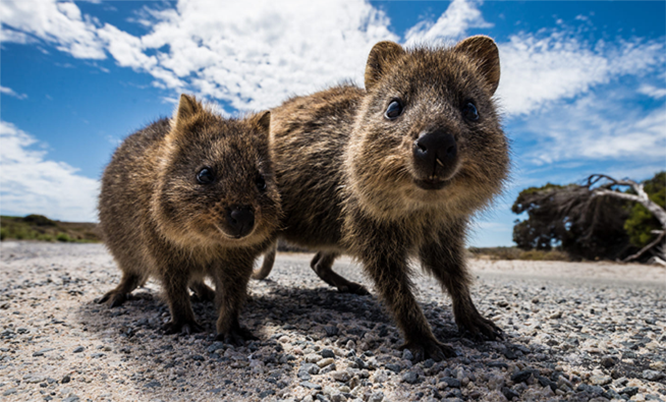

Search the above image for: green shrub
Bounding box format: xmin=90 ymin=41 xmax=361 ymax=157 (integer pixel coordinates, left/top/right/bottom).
xmin=37 ymin=234 xmax=55 ymax=242
xmin=56 ymin=233 xmax=72 ymax=242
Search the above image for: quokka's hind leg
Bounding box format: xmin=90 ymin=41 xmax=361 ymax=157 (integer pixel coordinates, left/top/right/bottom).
xmin=190 ymin=280 xmax=215 ymax=302
xmin=311 ymin=252 xmax=370 ymax=295
xmin=98 ymin=271 xmax=144 ymax=307
xmin=251 ymin=241 xmax=277 ymax=280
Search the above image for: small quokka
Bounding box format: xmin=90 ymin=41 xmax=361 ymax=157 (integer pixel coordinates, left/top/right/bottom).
xmin=98 ymin=94 xmax=281 ymax=343
xmin=264 ymin=36 xmax=510 ymax=361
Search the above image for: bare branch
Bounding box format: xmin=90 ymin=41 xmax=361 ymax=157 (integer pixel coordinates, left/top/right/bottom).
xmin=587 ymin=174 xmax=640 ymax=191
xmin=622 ymin=230 xmax=666 ymax=263
xmin=588 ymin=173 xmax=666 ymax=229
xmin=592 ymin=189 xmax=641 ymax=203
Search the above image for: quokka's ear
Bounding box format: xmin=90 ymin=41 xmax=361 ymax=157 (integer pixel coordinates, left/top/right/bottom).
xmin=251 ymin=111 xmax=271 ymax=136
xmin=173 ymin=94 xmax=203 ymax=128
xmin=364 ymin=41 xmax=406 ymax=91
xmin=454 ymin=35 xmax=501 ymax=95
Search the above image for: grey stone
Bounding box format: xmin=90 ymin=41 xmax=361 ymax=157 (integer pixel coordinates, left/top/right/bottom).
xmin=510 ymin=370 xmax=532 ymax=383
xmin=300 ymin=362 xmax=320 ymax=375
xmin=320 ymin=349 xmax=335 ymax=358
xmin=3 ymin=388 xmax=17 ymax=396
xmin=643 ymin=370 xmax=664 ymax=381
xmin=23 ymin=374 xmax=45 ymax=383
xmin=206 ymin=342 xmax=225 ymax=353
xmin=589 ymin=374 xmax=612 ymax=386
xmin=440 ymin=377 xmax=461 ymax=388
xmin=621 ymin=386 xmax=639 ymax=397
xmin=331 ymin=370 xmax=350 ymax=382
xmin=300 ymin=381 xmax=322 ymax=390
xmin=600 ymin=355 xmax=618 ymax=368
xmin=324 ymin=326 xmax=339 ymax=337
xmin=502 ymin=387 xmax=519 ymax=401
xmin=385 ymin=363 xmax=401 ymax=373
xmin=32 ymin=348 xmax=54 ymax=357
xmin=401 ymin=349 xmax=414 ymax=361
xmin=401 ymin=371 xmax=418 ymax=384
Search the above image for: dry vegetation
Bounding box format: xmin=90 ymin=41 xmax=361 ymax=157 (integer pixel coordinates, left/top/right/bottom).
xmin=0 ymin=215 xmax=101 ymax=243
xmin=468 ymin=247 xmax=571 ymax=261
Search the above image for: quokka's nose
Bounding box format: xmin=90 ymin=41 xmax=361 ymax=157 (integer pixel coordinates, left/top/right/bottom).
xmin=225 ymin=205 xmax=255 ymax=238
xmin=413 ymin=130 xmax=458 ymax=178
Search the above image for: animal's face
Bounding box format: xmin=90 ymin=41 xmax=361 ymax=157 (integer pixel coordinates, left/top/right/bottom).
xmin=348 ymin=37 xmax=510 ymax=218
xmin=154 ymin=96 xmax=281 ymax=248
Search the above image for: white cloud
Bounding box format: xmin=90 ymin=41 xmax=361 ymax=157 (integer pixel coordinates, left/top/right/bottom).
xmin=639 ymin=84 xmax=666 ymax=99
xmin=118 ymin=0 xmax=398 ymax=111
xmin=7 ymin=0 xmax=663 ymax=119
xmin=497 ymin=32 xmax=666 ymax=116
xmin=0 ymin=0 xmax=105 ymax=59
xmin=0 ymin=27 xmax=38 ymax=45
xmin=0 ymin=86 xmax=27 ymax=99
xmin=404 ymin=0 xmax=492 ymax=47
xmin=517 ymin=91 xmax=666 ymax=166
xmin=0 ymin=121 xmax=99 ymax=222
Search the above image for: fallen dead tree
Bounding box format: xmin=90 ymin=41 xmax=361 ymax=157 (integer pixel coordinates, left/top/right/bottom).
xmin=585 ymin=174 xmax=665 ymax=265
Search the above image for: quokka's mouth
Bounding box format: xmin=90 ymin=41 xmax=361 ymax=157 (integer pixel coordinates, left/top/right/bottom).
xmin=212 ymin=222 xmax=254 ymax=241
xmin=413 ymin=176 xmax=451 ymax=190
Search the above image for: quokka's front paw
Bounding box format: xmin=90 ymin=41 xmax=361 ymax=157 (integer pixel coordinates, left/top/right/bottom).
xmin=399 ymin=337 xmax=457 ymax=362
xmin=163 ymin=319 xmax=204 ymax=335
xmin=215 ymin=326 xmax=258 ymax=346
xmin=337 ymin=281 xmax=371 ymax=296
xmin=97 ymin=290 xmax=128 ymax=308
xmin=457 ymin=312 xmax=503 ymax=341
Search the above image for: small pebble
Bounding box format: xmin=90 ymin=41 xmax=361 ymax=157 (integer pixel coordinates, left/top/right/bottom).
xmin=331 ymin=371 xmax=351 ymax=382
xmin=401 ymin=371 xmax=419 ymax=384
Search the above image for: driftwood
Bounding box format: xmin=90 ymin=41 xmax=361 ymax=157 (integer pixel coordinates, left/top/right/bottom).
xmin=586 ymin=174 xmax=666 ymax=264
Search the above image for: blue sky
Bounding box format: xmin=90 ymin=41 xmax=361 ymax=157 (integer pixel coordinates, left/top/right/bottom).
xmin=1 ymin=0 xmax=665 ymax=247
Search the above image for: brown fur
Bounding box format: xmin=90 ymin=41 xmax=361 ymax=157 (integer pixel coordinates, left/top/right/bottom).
xmin=97 ymin=94 xmax=281 ymax=343
xmin=268 ymin=36 xmax=510 ymax=361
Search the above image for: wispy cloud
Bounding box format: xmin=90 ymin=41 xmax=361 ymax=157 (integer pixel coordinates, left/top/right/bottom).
xmin=0 ymin=86 xmax=27 ymax=99
xmin=497 ymin=31 xmax=666 ymax=116
xmin=4 ymin=0 xmax=398 ymax=112
xmin=639 ymin=84 xmax=666 ymax=99
xmin=0 ymin=0 xmax=105 ymax=59
xmin=0 ymin=121 xmax=99 ymax=222
xmin=514 ymin=88 xmax=666 ymax=166
xmin=113 ymin=0 xmax=398 ymax=111
xmin=404 ymin=0 xmax=492 ymax=47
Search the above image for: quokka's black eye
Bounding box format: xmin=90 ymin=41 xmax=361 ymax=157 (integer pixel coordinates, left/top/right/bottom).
xmin=196 ymin=167 xmax=215 ymax=184
xmin=256 ymin=175 xmax=267 ymax=192
xmin=385 ymin=100 xmax=403 ymax=120
xmin=462 ymin=102 xmax=479 ymax=121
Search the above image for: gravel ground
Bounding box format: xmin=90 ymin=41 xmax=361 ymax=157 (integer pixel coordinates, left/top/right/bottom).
xmin=1 ymin=241 xmax=665 ymax=402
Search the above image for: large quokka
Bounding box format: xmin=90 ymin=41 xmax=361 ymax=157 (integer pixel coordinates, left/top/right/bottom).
xmin=98 ymin=94 xmax=281 ymax=343
xmin=267 ymin=36 xmax=509 ymax=360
